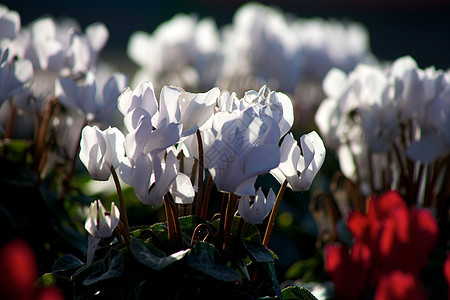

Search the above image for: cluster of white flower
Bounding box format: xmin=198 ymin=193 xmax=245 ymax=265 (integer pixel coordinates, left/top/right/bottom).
xmin=80 ymin=82 xmax=325 ymax=219
xmin=0 ymin=5 xmax=128 ymax=140
xmin=315 ymin=55 xmax=449 ymax=204
xmin=127 ymin=2 xmax=374 ymax=99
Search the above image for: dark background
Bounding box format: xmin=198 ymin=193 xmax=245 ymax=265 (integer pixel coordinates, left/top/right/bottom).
xmin=4 ymin=0 xmax=450 ymax=74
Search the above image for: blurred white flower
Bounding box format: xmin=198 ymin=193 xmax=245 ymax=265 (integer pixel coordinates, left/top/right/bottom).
xmin=238 ymin=187 xmax=276 ymax=224
xmin=55 ymin=71 xmax=127 ymax=123
xmin=271 ymin=131 xmax=325 ymax=191
xmin=127 ymin=13 xmax=221 ymax=91
xmin=218 ymin=2 xmax=302 ymax=94
xmin=0 ymin=47 xmax=33 ymax=105
xmin=79 ymin=125 xmax=125 ymax=181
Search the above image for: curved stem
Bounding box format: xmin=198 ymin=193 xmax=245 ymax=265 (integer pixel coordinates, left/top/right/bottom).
xmin=111 ymin=166 xmax=130 ymax=244
xmin=263 ymin=179 xmax=288 ymax=247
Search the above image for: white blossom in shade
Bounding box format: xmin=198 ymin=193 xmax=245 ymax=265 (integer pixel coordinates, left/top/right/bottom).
xmin=55 ymin=71 xmax=128 ymax=123
xmin=203 ymin=104 xmax=281 ymax=196
xmin=0 ymin=5 xmax=20 ymax=42
xmin=292 ymin=17 xmax=375 ymax=83
xmin=118 ymin=151 xmax=178 ymax=206
xmin=0 ymin=47 xmax=33 ymax=104
xmin=406 ymin=71 xmax=450 ymax=162
xmin=65 ymin=22 xmax=108 ymax=76
xmin=271 ymin=131 xmax=325 ymax=191
xmin=79 ymin=125 xmax=125 ymax=181
xmin=169 ymin=173 xmax=195 ymax=204
xmin=84 ymin=199 xmax=120 ymax=266
xmin=55 ymin=71 xmax=97 ymax=119
xmin=218 ymin=2 xmax=302 ymax=94
xmin=127 ymin=13 xmax=221 ymax=92
xmin=238 ymin=187 xmax=276 ymax=224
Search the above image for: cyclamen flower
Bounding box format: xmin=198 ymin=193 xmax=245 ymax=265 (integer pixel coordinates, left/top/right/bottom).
xmin=203 ymin=104 xmax=281 ymax=196
xmin=238 ymin=187 xmax=276 ymax=224
xmin=79 ymin=125 xmax=125 ymax=181
xmin=55 ymin=71 xmax=128 ymax=123
xmin=0 ymin=47 xmax=33 ymax=105
xmin=325 ymin=191 xmax=439 ymax=300
xmin=270 ymin=131 xmax=325 ymax=191
xmin=84 ymin=200 xmax=120 ymax=266
xmin=118 ymin=151 xmax=178 ymax=206
xmin=118 ymin=81 xmax=182 ymax=160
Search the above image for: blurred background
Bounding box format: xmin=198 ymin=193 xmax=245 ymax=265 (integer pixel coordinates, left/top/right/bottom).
xmin=4 ymin=0 xmax=450 ymax=77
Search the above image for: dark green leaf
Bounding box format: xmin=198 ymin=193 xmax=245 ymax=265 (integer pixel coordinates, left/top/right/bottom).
xmin=83 ymin=249 xmax=124 ymax=285
xmin=265 ymin=261 xmax=282 ymax=299
xmin=243 ymin=241 xmax=274 ymax=263
xmin=188 ymin=241 xmax=241 ymax=282
xmin=52 ymin=254 xmax=84 ymax=274
xmin=129 ymin=237 xmax=188 ymax=271
xmin=281 ymin=286 xmax=318 ymax=300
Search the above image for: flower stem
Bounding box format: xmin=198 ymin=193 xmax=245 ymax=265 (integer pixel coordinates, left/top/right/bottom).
xmin=195 ymin=129 xmax=204 ymax=217
xmin=223 ymin=193 xmax=238 ymax=253
xmin=110 ymin=166 xmax=130 ymax=244
xmin=263 ymin=179 xmax=288 ymax=247
xmin=200 ymin=175 xmax=213 ymax=219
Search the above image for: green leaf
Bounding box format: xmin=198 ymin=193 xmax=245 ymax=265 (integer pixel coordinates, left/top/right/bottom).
xmin=129 ymin=237 xmax=188 ymax=271
xmin=83 ymin=249 xmax=124 ymax=286
xmin=38 ymin=273 xmax=57 ymax=287
xmin=281 ymin=286 xmax=318 ymax=300
xmin=265 ymin=261 xmax=282 ymax=299
xmin=243 ymin=241 xmax=274 ymax=263
xmin=188 ymin=241 xmax=241 ymax=282
xmin=52 ymin=254 xmax=84 ymax=275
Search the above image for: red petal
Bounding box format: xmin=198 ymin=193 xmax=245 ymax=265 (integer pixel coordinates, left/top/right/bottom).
xmin=374 ymin=271 xmax=427 ymax=300
xmin=0 ymin=239 xmax=38 ymax=299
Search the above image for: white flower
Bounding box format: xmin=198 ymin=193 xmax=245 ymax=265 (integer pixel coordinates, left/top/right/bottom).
xmin=84 ymin=199 xmax=120 ymax=265
xmin=169 ymin=173 xmax=195 ymax=204
xmin=270 ymin=131 xmax=325 ymax=191
xmin=0 ymin=47 xmax=33 ymax=104
xmin=203 ymin=104 xmax=281 ymax=196
xmin=79 ymin=125 xmax=125 ymax=181
xmin=55 ymin=71 xmax=128 ymax=123
xmin=118 ymin=151 xmax=178 ymax=206
xmin=0 ymin=5 xmax=21 ymax=42
xmin=238 ymin=187 xmax=276 ymax=224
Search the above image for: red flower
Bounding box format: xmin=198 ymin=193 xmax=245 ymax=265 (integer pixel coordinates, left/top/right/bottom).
xmin=325 ymin=190 xmax=439 ymax=299
xmin=0 ymin=239 xmax=64 ymax=300
xmin=374 ymin=271 xmax=427 ymax=300
xmin=444 ymin=253 xmax=450 ymax=300
xmin=325 ymin=241 xmax=371 ymax=300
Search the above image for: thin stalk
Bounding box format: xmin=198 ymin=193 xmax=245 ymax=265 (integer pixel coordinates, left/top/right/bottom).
xmin=35 ymin=98 xmax=58 ymax=173
xmin=263 ymin=179 xmax=288 ymax=247
xmin=164 ymin=195 xmax=177 ymax=251
xmin=110 ymin=166 xmax=130 ymax=244
xmin=200 ymin=175 xmax=213 ymax=219
xmin=195 ymin=129 xmax=204 ymax=217
xmin=165 ymin=193 xmax=183 ymax=250
xmin=64 ymin=118 xmax=87 ymax=195
xmin=216 ymin=193 xmax=228 ymax=248
xmin=5 ymin=99 xmax=15 ymax=139
xmin=223 ymin=193 xmax=238 ymax=253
